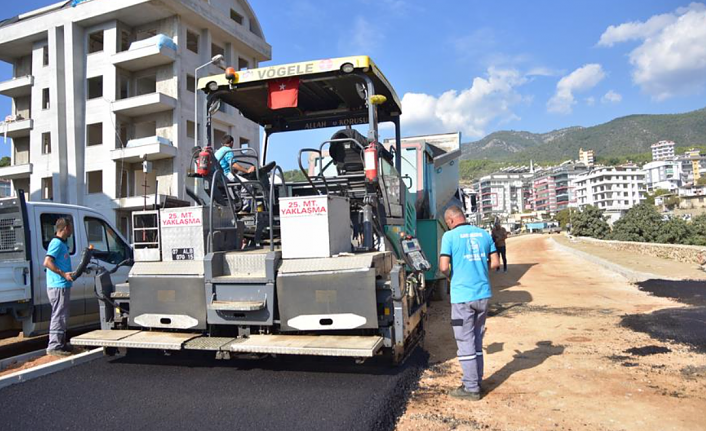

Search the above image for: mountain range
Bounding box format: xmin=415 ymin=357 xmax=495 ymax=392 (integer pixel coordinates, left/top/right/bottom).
xmin=461 ymin=107 xmax=706 ymax=163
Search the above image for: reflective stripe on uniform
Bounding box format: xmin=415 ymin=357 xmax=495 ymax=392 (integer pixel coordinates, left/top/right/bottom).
xmin=458 ymin=354 xmax=477 ymax=361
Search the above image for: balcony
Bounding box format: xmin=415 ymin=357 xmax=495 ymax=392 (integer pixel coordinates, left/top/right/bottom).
xmin=114 ymin=194 xmax=189 ymax=211
xmin=0 ymin=163 xmax=32 ymax=180
xmin=111 ymin=136 xmax=177 ymax=163
xmin=112 ymin=93 xmax=176 ymax=117
xmin=1 ymin=118 xmax=33 ymax=138
xmin=112 ymin=44 xmax=176 ymax=72
xmin=0 ymin=75 xmax=34 ymax=98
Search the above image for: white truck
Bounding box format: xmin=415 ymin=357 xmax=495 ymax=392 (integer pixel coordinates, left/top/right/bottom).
xmin=0 ymin=191 xmax=131 ymax=337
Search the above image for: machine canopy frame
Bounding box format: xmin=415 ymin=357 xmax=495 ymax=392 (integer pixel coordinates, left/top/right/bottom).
xmin=198 ymin=56 xmax=402 ymax=134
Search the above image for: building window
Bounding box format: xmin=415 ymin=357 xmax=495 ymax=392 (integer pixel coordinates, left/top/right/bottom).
xmin=186 ymin=30 xmax=199 ymax=54
xmin=41 ymin=177 xmax=53 ymax=201
xmin=87 ymin=122 xmax=103 ymax=146
xmin=88 ymin=31 xmax=104 ymax=53
xmin=238 ymin=57 xmax=249 ymax=71
xmin=186 ymin=120 xmax=196 ymax=139
xmin=88 ymin=76 xmax=103 ymax=99
xmin=87 ymin=170 xmax=103 ymax=194
xmin=118 ymin=74 xmax=130 ymax=100
xmin=119 ymin=30 xmax=131 ymax=52
xmin=186 ymin=74 xmax=195 ymax=93
xmin=42 ymin=88 xmax=50 ymax=110
xmin=211 ymin=43 xmax=224 ymax=57
xmin=42 ymin=132 xmax=51 ymax=154
xmin=230 ymin=9 xmax=243 ymax=24
xmin=239 ymin=137 xmax=250 ymax=149
xmin=42 ymin=45 xmax=49 ymax=66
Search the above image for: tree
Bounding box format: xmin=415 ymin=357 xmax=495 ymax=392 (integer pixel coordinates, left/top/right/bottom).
xmin=0 ymin=156 xmax=9 ymax=168
xmin=610 ymin=203 xmax=663 ymax=242
xmin=697 ymin=176 xmax=706 ymax=186
xmin=571 ymin=205 xmax=611 ymax=239
xmin=555 ymin=208 xmax=578 ymax=228
xmin=687 ymin=214 xmax=706 ymax=246
xmin=645 ymin=188 xmax=671 ymax=206
xmin=282 ymin=169 xmax=306 ymax=183
xmin=656 ymin=217 xmax=692 ymax=244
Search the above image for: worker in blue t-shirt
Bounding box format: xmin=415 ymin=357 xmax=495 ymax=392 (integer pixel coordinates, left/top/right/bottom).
xmin=43 ymin=217 xmax=76 ymax=357
xmin=439 ymin=205 xmax=500 ymax=401
xmin=214 ymin=134 xmax=255 ymax=181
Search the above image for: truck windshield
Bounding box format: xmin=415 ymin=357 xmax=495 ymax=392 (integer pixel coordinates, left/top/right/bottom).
xmin=84 ymin=217 xmax=129 ymax=265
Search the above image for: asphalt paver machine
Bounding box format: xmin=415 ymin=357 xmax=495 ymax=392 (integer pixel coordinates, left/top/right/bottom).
xmin=73 ymin=56 xmax=433 ymax=364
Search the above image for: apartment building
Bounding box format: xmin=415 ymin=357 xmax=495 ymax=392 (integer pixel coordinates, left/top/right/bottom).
xmin=0 ymin=0 xmax=271 ymax=235
xmin=531 ymin=162 xmax=587 ymax=214
xmin=642 ymin=159 xmax=683 ymax=192
xmin=479 ymin=170 xmax=533 ymax=218
xmin=571 ymin=165 xmax=647 ymax=224
xmin=651 ymin=140 xmax=675 ymax=161
xmin=578 ymin=148 xmax=594 ymax=167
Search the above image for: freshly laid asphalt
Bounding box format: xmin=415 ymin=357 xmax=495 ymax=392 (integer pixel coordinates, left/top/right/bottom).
xmin=0 ymin=349 xmax=427 ymax=431
xmin=622 ymin=279 xmax=706 ymax=353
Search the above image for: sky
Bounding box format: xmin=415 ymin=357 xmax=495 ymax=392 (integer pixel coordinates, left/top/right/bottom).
xmin=2 ymin=0 xmax=706 ymax=168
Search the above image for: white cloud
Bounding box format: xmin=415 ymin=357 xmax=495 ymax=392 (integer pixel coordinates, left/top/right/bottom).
xmin=602 ymin=90 xmax=622 ymax=104
xmin=585 ymin=97 xmax=596 ymax=106
xmin=598 ymin=3 xmax=706 ymax=100
xmin=398 ymin=68 xmax=528 ymax=139
xmin=547 ymin=64 xmax=605 ymax=114
xmin=597 ymin=12 xmax=679 ymax=47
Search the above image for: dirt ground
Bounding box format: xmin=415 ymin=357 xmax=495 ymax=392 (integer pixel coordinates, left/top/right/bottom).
xmin=396 ymin=235 xmax=706 ymax=431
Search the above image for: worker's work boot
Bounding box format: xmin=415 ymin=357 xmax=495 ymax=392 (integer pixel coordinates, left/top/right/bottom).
xmin=47 ymin=349 xmax=72 ymax=357
xmin=449 ymin=385 xmax=481 ymax=401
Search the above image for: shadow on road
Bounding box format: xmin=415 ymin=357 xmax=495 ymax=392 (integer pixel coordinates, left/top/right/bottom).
xmin=483 ymin=341 xmax=565 ymax=394
xmin=488 ymin=263 xmax=537 ymax=316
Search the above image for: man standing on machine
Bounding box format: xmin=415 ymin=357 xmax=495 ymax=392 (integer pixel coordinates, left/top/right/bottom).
xmin=439 ymin=205 xmax=500 ymax=400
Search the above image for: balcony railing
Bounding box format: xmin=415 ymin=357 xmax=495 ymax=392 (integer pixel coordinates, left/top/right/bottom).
xmin=111 ymin=136 xmax=177 ymax=163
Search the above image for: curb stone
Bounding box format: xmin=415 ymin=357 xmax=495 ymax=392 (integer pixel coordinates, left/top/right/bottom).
xmin=0 ymin=348 xmax=103 ymax=390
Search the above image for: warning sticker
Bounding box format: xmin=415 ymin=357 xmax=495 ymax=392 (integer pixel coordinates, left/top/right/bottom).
xmin=161 ymin=211 xmax=202 ymax=227
xmin=280 ymin=199 xmax=328 ymax=218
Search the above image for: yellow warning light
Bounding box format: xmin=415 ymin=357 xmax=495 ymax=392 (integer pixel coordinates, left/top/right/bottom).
xmin=384 ymin=307 xmax=391 ymax=316
xmin=370 ymin=95 xmax=387 ymax=105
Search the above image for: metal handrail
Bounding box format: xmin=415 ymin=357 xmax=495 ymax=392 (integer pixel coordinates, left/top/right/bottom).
xmin=208 ymin=169 xmax=238 ymax=254
xmin=268 ymin=165 xmax=288 ymax=251
xmin=298 ymin=148 xmax=329 ymax=195
xmin=220 ymin=148 xmax=261 ymax=183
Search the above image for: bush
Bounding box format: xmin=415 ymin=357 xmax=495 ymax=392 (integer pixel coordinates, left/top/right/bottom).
xmin=687 ymin=214 xmax=706 ymax=246
xmin=656 ymin=217 xmax=692 ymax=244
xmin=610 ymin=203 xmax=663 ymax=242
xmin=571 ymin=205 xmax=610 ymax=239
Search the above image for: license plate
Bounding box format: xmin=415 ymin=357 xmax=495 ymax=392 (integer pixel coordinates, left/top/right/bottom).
xmin=171 ymin=248 xmax=195 ymax=261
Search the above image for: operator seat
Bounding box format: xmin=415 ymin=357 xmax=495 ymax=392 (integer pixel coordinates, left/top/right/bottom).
xmin=329 ymin=129 xmax=367 ymax=175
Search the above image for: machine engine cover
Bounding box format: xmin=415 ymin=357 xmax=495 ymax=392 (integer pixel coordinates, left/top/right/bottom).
xmin=128 ymin=276 xmax=207 ymax=330
xmin=276 ymin=268 xmax=378 ymax=331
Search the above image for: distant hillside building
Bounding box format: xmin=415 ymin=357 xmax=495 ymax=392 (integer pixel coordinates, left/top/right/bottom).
xmin=531 ymin=162 xmax=588 ymax=214
xmin=578 ymin=148 xmax=594 ymax=167
xmin=479 ymin=170 xmax=533 ymax=218
xmin=571 ymin=165 xmax=647 ymax=224
xmin=651 ymin=140 xmax=676 ymax=161
xmin=642 ymin=160 xmax=683 ymax=192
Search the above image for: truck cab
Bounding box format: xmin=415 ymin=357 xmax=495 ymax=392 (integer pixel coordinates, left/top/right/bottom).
xmin=0 ymin=192 xmax=131 ymax=337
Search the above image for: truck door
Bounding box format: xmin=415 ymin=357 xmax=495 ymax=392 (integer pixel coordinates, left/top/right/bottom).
xmin=32 ymin=208 xmax=87 ymax=331
xmin=80 ymin=213 xmax=131 ymax=323
xmin=0 ymin=194 xmax=32 ymax=333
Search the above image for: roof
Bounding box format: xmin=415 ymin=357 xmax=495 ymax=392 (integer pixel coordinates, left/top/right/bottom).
xmin=198 ymin=55 xmax=402 ymax=133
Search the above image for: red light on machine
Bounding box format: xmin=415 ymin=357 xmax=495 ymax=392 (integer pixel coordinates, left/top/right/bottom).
xmin=364 ymin=143 xmax=379 ymax=183
xmin=225 ymin=67 xmax=238 ymax=82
